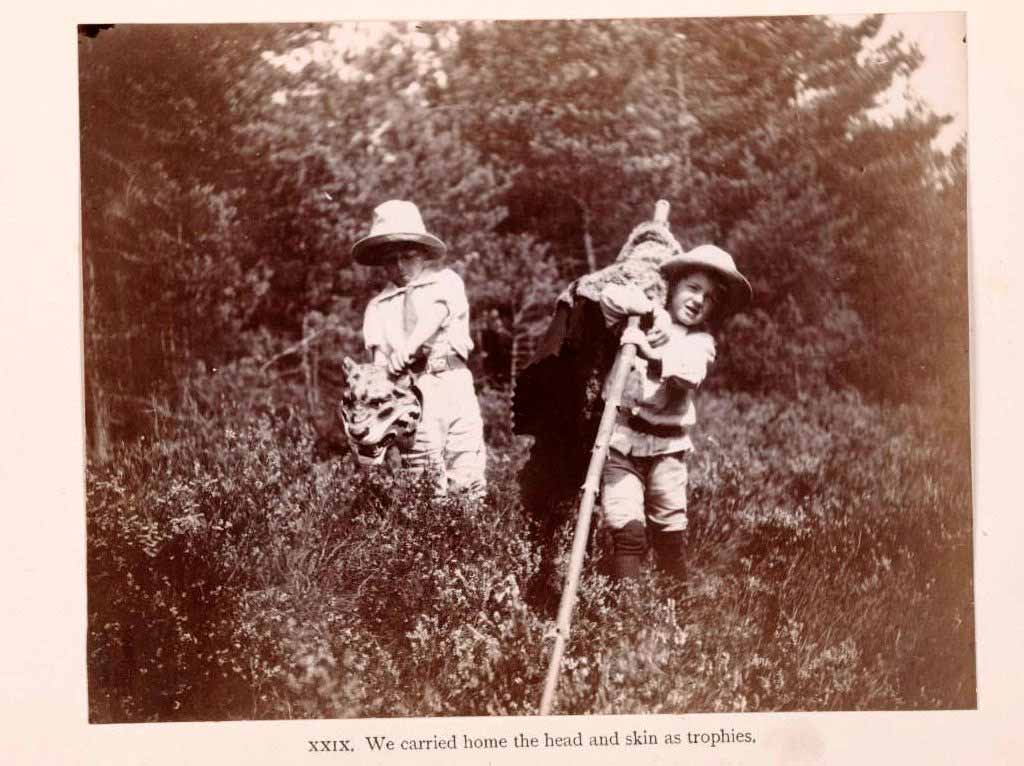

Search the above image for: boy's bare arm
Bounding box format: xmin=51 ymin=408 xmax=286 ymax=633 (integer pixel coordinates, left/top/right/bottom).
xmin=647 ymin=307 xmax=672 ymax=348
xmin=621 ymin=326 xmax=715 ymax=389
xmin=602 ymin=285 xmax=670 ymax=348
xmin=620 ymin=325 xmax=663 ymax=360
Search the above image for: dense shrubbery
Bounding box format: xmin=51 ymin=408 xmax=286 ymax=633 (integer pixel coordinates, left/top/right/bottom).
xmin=87 ymin=366 xmax=973 ymax=721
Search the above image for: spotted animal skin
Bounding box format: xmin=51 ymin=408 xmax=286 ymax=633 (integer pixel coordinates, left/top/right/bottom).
xmin=339 ymin=357 xmax=423 ymax=467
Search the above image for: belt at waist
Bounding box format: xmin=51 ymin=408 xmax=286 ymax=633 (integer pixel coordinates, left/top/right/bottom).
xmin=411 ymin=353 xmax=466 ymax=374
xmin=622 ymin=412 xmax=687 ymax=438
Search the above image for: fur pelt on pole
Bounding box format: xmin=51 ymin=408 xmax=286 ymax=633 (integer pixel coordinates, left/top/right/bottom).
xmin=512 ymin=218 xmax=684 ymax=601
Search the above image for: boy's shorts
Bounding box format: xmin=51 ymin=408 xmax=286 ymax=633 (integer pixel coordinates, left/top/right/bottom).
xmin=601 ymin=448 xmax=689 ymax=532
xmin=403 ymin=366 xmax=487 ymax=497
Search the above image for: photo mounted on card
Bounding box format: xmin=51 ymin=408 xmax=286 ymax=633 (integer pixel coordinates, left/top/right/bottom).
xmin=78 ymin=13 xmax=971 ymax=724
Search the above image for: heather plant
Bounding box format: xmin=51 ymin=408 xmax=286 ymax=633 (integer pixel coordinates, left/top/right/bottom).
xmin=87 ymin=361 xmax=973 ymax=721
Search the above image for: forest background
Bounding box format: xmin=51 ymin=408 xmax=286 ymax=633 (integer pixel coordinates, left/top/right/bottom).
xmin=78 ymin=16 xmax=974 ymax=722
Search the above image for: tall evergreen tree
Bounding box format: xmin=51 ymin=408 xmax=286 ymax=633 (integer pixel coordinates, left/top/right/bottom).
xmin=439 ymin=16 xmax=964 ymax=397
xmin=79 ymin=24 xmax=298 ymax=452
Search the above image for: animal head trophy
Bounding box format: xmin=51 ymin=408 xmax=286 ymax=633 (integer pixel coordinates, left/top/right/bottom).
xmin=338 ymin=357 xmax=423 ymax=467
xmin=570 ymin=200 xmax=682 ymax=306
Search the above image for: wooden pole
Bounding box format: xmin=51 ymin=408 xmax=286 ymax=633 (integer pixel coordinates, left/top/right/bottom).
xmin=538 ymin=200 xmax=670 ymax=715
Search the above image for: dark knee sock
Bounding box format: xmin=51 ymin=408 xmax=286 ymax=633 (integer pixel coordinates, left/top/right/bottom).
xmin=611 ymin=521 xmax=647 ymax=580
xmin=651 ymin=529 xmax=688 ymax=580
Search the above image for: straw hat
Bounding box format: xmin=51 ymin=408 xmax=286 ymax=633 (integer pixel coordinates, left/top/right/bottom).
xmin=659 ymin=244 xmax=753 ymax=317
xmin=351 ymin=200 xmax=447 ymax=265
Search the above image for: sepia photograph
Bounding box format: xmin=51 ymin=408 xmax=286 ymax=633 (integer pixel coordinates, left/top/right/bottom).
xmin=75 ymin=13 xmax=975 ymax=725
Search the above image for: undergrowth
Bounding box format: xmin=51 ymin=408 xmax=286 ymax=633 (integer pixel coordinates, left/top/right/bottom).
xmin=86 ymin=363 xmax=974 ymax=721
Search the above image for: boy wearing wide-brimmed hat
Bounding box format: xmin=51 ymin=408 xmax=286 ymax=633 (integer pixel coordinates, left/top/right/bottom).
xmin=353 ymin=199 xmax=486 ymax=496
xmin=598 ymin=244 xmax=752 ymax=581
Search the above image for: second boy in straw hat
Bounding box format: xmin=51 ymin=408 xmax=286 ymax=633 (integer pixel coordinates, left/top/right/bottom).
xmin=598 ymin=243 xmax=752 ymax=582
xmin=353 ymin=199 xmax=487 ymax=497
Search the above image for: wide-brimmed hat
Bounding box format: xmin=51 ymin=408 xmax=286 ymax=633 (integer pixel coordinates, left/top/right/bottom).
xmin=351 ymin=200 xmax=447 ymax=265
xmin=659 ymin=244 xmax=753 ymax=317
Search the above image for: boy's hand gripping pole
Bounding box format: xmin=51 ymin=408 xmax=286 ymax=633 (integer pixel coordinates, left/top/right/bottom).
xmin=538 ymin=200 xmax=670 ymax=715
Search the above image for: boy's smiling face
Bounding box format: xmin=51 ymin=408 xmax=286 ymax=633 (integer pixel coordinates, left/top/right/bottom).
xmin=669 ymin=269 xmax=719 ymax=327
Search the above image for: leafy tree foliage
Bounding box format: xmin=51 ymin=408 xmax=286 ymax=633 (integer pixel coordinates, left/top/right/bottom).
xmin=79 ymin=24 xmax=303 ymax=449
xmin=439 ymin=16 xmax=961 ymax=398
xmin=78 ymin=16 xmax=968 ymax=457
xmin=443 ymin=20 xmax=703 ymax=272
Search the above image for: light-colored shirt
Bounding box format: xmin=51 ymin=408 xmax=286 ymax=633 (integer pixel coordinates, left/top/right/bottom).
xmin=363 ymin=265 xmax=473 ymax=363
xmin=599 ymin=283 xmax=716 ymax=456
